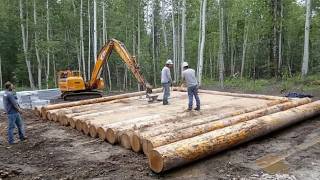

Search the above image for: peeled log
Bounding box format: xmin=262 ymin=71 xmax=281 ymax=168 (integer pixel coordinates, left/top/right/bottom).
xmin=130 ymin=99 xmax=286 ymax=153
xmin=175 ymin=87 xmax=288 ymax=101
xmin=143 ymin=98 xmax=311 ymax=154
xmin=148 ymin=100 xmax=320 ymax=173
xmin=40 ymin=88 xmax=163 ymax=117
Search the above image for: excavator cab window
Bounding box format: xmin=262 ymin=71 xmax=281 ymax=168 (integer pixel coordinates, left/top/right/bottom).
xmin=72 ymin=71 xmax=81 ymax=77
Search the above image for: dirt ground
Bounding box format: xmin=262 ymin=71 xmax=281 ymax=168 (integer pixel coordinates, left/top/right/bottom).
xmin=0 ymin=88 xmax=320 ymax=180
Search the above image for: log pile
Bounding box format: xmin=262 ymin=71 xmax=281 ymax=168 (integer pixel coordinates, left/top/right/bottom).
xmin=35 ymin=88 xmax=320 ymax=173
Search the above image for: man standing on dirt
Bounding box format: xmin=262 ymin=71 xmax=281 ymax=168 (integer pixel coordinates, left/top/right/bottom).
xmin=181 ymin=62 xmax=200 ymax=111
xmin=161 ymin=59 xmax=174 ymax=105
xmin=3 ymin=81 xmax=27 ymax=145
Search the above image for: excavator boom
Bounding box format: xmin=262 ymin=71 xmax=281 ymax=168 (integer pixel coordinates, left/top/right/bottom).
xmin=58 ymin=39 xmax=153 ymax=101
xmin=89 ymin=39 xmax=150 ymax=92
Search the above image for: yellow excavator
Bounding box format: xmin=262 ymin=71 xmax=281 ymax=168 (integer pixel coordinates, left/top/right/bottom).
xmin=58 ymin=38 xmax=153 ymax=101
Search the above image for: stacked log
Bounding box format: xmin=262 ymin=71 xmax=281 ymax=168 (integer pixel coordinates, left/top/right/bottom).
xmin=148 ymin=100 xmax=320 ymax=173
xmin=34 ymin=88 xmax=320 ymax=174
xmin=129 ymin=99 xmax=288 ymax=153
xmin=142 ymin=98 xmax=311 ymax=155
xmin=39 ymin=88 xmax=164 ymax=118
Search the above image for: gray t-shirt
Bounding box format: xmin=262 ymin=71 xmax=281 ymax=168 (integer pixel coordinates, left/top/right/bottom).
xmin=161 ymin=66 xmax=172 ymax=84
xmin=182 ymin=68 xmax=198 ymax=87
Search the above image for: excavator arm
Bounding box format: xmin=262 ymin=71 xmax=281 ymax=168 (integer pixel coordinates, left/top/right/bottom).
xmin=89 ymin=39 xmax=152 ymax=93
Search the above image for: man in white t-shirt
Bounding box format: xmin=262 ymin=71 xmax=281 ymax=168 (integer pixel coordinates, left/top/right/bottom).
xmin=161 ymin=59 xmax=173 ymax=105
xmin=181 ymin=62 xmax=200 ymax=111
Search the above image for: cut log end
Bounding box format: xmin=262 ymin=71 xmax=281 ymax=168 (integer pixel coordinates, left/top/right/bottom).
xmin=69 ymin=118 xmax=76 ymax=129
xmin=97 ymin=127 xmax=106 ymax=140
xmin=148 ymin=150 xmax=164 ymax=173
xmin=131 ymin=134 xmax=142 ymax=152
xmin=143 ymin=139 xmax=154 ymax=155
xmin=75 ymin=120 xmax=83 ymax=132
xmin=89 ymin=126 xmax=98 ymax=138
xmin=106 ymin=128 xmax=117 ymax=144
xmin=52 ymin=114 xmax=59 ymax=122
xmin=82 ymin=123 xmax=90 ymax=135
xmin=120 ymin=134 xmax=131 ymax=149
xmin=59 ymin=115 xmax=69 ymax=126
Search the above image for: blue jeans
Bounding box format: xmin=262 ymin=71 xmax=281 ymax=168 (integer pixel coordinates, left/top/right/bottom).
xmin=162 ymin=83 xmax=170 ymax=104
xmin=187 ymin=85 xmax=200 ymax=110
xmin=7 ymin=113 xmax=25 ymax=144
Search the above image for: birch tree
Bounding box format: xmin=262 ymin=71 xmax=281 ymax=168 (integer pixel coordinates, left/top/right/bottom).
xmin=218 ymin=0 xmax=225 ymax=88
xmin=93 ymin=0 xmax=97 ymax=63
xmin=46 ymin=0 xmax=50 ymax=89
xmin=302 ymin=0 xmax=311 ymax=77
xmin=33 ymin=0 xmax=41 ymax=89
xmin=19 ymin=0 xmax=35 ymax=89
xmin=0 ymin=56 xmax=2 ymax=89
xmin=240 ymin=26 xmax=248 ymax=79
xmin=88 ymin=0 xmax=91 ymax=80
xmin=102 ymin=0 xmax=112 ymax=91
xmin=171 ymin=0 xmax=177 ymax=81
xmin=181 ymin=0 xmax=186 ymax=71
xmin=80 ymin=0 xmax=86 ymax=81
xmin=197 ymin=0 xmax=207 ymax=86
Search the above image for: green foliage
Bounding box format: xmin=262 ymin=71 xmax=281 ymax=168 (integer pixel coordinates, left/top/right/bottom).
xmin=0 ymin=0 xmax=319 ymax=90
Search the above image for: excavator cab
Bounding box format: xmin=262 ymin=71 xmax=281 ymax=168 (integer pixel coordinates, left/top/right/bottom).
xmin=58 ymin=70 xmax=86 ymax=92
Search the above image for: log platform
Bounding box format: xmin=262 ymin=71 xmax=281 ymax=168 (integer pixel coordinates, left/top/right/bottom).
xmin=35 ymin=88 xmax=320 ymax=173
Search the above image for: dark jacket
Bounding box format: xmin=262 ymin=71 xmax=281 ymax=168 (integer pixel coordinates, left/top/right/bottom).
xmin=3 ymin=90 xmax=20 ymax=114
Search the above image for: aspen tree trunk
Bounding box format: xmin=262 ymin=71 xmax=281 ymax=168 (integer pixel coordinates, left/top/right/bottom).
xmin=278 ymin=1 xmax=283 ymax=74
xmin=80 ymin=0 xmax=86 ymax=81
xmin=0 ymin=56 xmax=2 ymax=89
xmin=93 ymin=0 xmax=97 ymax=63
xmin=161 ymin=0 xmax=168 ymax=50
xmin=33 ymin=0 xmax=41 ymax=89
xmin=218 ymin=0 xmax=225 ymax=88
xmin=53 ymin=55 xmax=57 ymax=87
xmin=152 ymin=0 xmax=157 ymax=87
xmin=240 ymin=26 xmax=248 ymax=79
xmin=171 ymin=0 xmax=177 ymax=81
xmin=19 ymin=0 xmax=35 ymax=89
xmin=46 ymin=0 xmax=50 ymax=89
xmin=196 ymin=0 xmax=203 ymax=81
xmin=197 ymin=0 xmax=207 ymax=86
xmin=181 ymin=0 xmax=186 ymax=69
xmin=302 ymin=0 xmax=311 ymax=77
xmin=88 ymin=0 xmax=91 ymax=80
xmin=102 ymin=1 xmax=111 ymax=91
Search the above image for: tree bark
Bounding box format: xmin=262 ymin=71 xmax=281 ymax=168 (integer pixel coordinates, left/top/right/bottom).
xmin=0 ymin=56 xmax=2 ymax=89
xmin=33 ymin=0 xmax=41 ymax=89
xmin=218 ymin=0 xmax=225 ymax=88
xmin=19 ymin=0 xmax=35 ymax=89
xmin=46 ymin=0 xmax=50 ymax=89
xmin=93 ymin=0 xmax=97 ymax=63
xmin=302 ymin=0 xmax=311 ymax=77
xmin=197 ymin=0 xmax=207 ymax=86
xmin=88 ymin=0 xmax=91 ymax=80
xmin=181 ymin=0 xmax=186 ymax=67
xmin=80 ymin=0 xmax=86 ymax=81
xmin=148 ymin=100 xmax=320 ymax=173
xmin=240 ymin=26 xmax=248 ymax=79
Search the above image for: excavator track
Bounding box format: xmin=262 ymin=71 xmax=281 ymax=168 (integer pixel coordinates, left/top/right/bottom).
xmin=62 ymin=90 xmax=103 ymax=101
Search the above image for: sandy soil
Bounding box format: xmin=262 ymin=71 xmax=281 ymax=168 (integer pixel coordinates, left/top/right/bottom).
xmin=0 ymin=89 xmax=319 ymax=180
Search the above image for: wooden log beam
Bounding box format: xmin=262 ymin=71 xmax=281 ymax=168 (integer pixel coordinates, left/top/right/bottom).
xmin=148 ymin=100 xmax=320 ymax=173
xmin=174 ymin=87 xmax=289 ymax=101
xmin=130 ymin=99 xmax=287 ymax=153
xmin=143 ymin=98 xmax=311 ymax=155
xmin=40 ymin=88 xmax=163 ymax=117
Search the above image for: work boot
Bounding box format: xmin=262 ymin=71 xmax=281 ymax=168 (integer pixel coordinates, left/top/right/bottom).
xmin=20 ymin=137 xmax=28 ymax=142
xmin=163 ymin=101 xmax=169 ymax=105
xmin=194 ymin=107 xmax=200 ymax=111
